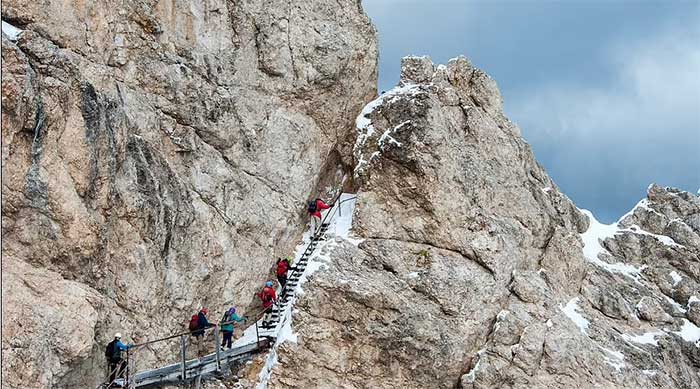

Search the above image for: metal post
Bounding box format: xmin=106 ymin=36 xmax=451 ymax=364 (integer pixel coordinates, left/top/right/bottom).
xmin=128 ymin=348 xmax=136 ymax=389
xmin=255 ymin=321 xmax=260 ymax=348
xmin=180 ymin=335 xmax=187 ymax=381
xmin=125 ymin=349 xmax=130 ymax=388
xmin=214 ymin=325 xmax=221 ymax=371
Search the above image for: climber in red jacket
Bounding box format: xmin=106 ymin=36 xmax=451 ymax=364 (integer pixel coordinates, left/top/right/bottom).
xmin=258 ymin=281 xmax=277 ymax=325
xmin=276 ymin=257 xmax=290 ymax=290
xmin=307 ymin=198 xmax=331 ymax=232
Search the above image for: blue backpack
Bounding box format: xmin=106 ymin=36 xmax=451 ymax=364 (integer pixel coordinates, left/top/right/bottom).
xmin=307 ymin=200 xmax=317 ymax=213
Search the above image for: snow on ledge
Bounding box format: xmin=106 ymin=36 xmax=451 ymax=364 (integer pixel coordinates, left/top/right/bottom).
xmin=673 ymin=319 xmax=700 ymax=345
xmin=2 ymin=20 xmax=23 ymax=41
xmin=353 ymin=83 xmax=423 ymax=176
xmin=688 ymin=296 xmax=700 ymax=307
xmin=621 ymin=330 xmax=665 ymax=346
xmin=579 ymin=208 xmax=683 ymax=283
xmin=599 ymin=346 xmax=625 ymax=372
xmin=560 ymin=297 xmax=590 ymax=335
xmin=669 ymin=271 xmax=682 ymax=287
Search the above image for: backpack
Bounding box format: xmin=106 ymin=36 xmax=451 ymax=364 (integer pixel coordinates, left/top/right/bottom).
xmin=261 ymin=288 xmax=272 ymax=302
xmin=105 ymin=340 xmax=121 ymax=361
xmin=307 ymin=200 xmax=317 ymax=213
xmin=188 ymin=314 xmax=199 ymax=331
xmin=105 ymin=340 xmax=115 ymax=360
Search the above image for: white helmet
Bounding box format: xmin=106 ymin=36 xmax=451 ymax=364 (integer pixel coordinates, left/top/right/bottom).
xmin=114 ymin=333 xmax=122 ymax=339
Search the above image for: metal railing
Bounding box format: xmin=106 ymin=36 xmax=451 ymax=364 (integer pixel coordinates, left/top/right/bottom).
xmin=98 ymin=192 xmax=358 ymax=388
xmin=98 ymin=310 xmax=272 ymax=388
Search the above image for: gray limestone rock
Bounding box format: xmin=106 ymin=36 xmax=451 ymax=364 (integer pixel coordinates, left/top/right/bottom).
xmin=269 ymin=57 xmax=700 ymax=389
xmin=1 ymin=1 xmax=377 ymax=387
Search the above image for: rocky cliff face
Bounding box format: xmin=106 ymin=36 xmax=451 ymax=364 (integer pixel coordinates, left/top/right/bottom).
xmin=268 ymin=57 xmax=700 ymax=388
xmin=4 ymin=3 xmax=698 ymax=388
xmin=1 ymin=1 xmax=377 ymax=387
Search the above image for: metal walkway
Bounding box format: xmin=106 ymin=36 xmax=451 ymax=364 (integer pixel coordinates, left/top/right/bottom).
xmin=99 ymin=196 xmax=351 ymax=389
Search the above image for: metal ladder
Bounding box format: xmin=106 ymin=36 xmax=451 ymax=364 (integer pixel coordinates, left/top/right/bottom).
xmin=260 ymin=221 xmax=330 ymax=330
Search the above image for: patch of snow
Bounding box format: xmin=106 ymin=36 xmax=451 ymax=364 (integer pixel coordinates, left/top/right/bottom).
xmin=546 ymin=319 xmax=553 ymax=328
xmin=541 ymin=187 xmax=552 ymax=193
xmin=331 ymin=193 xmax=361 ymax=244
xmin=688 ymin=295 xmax=700 ymax=307
xmin=622 ymin=330 xmax=665 ymax=346
xmin=669 ymin=271 xmax=682 ymax=286
xmin=1 ymin=20 xmax=22 ymax=41
xmin=617 ymin=198 xmax=661 ymax=222
xmin=463 ymin=349 xmax=486 ymax=383
xmin=579 ymin=209 xmax=649 ymax=282
xmin=353 ymin=84 xmax=422 ymax=175
xmin=626 ymin=225 xmax=682 ymax=248
xmin=253 ymin=195 xmax=360 ymax=387
xmin=642 ymin=369 xmax=657 ymax=376
xmin=560 ymin=297 xmax=589 ymax=335
xmin=664 ymin=295 xmax=687 ymax=314
xmin=673 ymin=319 xmax=700 ymax=344
xmin=599 ymin=346 xmax=625 ymax=372
xmin=378 ymin=120 xmax=410 ymax=150
xmin=276 ymin=319 xmax=297 ymax=344
xmin=256 ymin=346 xmax=278 ymax=389
xmin=407 ymin=272 xmax=420 ymax=279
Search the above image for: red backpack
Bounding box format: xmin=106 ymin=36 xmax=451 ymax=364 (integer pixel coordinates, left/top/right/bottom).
xmin=188 ymin=314 xmax=199 ymax=331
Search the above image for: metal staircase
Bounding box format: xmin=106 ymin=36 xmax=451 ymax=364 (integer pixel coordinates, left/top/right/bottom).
xmin=98 ymin=198 xmax=348 ymax=389
xmin=261 ymin=222 xmax=330 ymax=331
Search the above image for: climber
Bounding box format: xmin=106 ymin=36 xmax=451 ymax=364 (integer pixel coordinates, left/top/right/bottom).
xmin=276 ymin=257 xmax=290 ymax=290
xmin=104 ymin=333 xmax=133 ymax=384
xmin=220 ymin=307 xmax=247 ymax=350
xmin=190 ymin=308 xmax=213 ymax=356
xmin=258 ymin=281 xmax=277 ymax=325
xmin=307 ymin=198 xmax=331 ymax=232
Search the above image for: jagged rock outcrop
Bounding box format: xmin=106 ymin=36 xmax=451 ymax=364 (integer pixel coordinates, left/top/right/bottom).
xmin=268 ymin=57 xmax=700 ymax=388
xmin=1 ymin=1 xmax=377 ymax=387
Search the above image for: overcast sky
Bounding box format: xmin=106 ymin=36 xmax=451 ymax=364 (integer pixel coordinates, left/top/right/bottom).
xmin=363 ymin=0 xmax=700 ymax=223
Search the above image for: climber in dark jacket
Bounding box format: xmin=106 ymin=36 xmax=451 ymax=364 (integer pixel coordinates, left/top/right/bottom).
xmin=192 ymin=308 xmax=212 ymax=337
xmin=192 ymin=308 xmax=213 ymax=356
xmin=105 ymin=333 xmax=133 ymax=383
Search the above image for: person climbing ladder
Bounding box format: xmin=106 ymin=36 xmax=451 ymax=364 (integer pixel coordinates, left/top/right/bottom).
xmin=276 ymin=257 xmax=290 ymax=290
xmin=308 ymin=197 xmax=331 ymax=233
xmin=258 ymin=281 xmax=277 ymax=326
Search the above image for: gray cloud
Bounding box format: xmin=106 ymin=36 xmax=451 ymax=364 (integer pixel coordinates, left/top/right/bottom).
xmin=508 ymin=24 xmax=700 ymax=221
xmin=363 ymin=0 xmax=700 ymax=222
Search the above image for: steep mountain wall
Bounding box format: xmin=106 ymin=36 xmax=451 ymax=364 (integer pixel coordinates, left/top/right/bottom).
xmin=0 ymin=1 xmax=377 ymax=387
xmin=268 ymin=57 xmax=700 ymax=388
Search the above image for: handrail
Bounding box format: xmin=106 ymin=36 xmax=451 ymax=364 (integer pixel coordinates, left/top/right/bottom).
xmin=279 ymin=194 xmax=357 ymax=299
xmin=101 ymin=192 xmax=357 ymax=387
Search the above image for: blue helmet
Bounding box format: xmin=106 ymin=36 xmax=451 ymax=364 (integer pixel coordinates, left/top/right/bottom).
xmin=265 ymin=281 xmax=273 ymax=287
xmin=228 ymin=307 xmax=236 ymax=315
